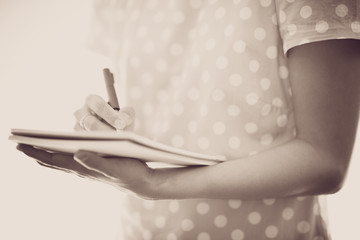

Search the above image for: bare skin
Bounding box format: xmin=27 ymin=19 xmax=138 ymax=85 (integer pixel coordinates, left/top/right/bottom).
xmin=17 ymin=39 xmax=360 ymax=200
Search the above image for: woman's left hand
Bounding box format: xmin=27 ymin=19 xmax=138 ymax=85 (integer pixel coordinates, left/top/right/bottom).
xmin=16 ymin=144 xmax=154 ymax=198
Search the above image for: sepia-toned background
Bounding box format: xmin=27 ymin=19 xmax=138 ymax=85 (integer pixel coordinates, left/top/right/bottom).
xmin=1 ymin=1 xmax=359 ymax=239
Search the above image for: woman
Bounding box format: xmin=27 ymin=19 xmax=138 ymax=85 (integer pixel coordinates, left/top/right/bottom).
xmin=17 ymin=0 xmax=360 ymax=239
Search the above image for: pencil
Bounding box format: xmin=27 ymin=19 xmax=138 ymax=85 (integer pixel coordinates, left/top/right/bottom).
xmin=103 ymin=68 xmax=120 ymax=111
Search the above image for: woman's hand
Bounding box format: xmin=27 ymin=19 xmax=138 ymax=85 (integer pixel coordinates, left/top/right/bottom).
xmin=73 ymin=94 xmax=135 ymax=131
xmin=16 ymin=144 xmax=154 ymax=199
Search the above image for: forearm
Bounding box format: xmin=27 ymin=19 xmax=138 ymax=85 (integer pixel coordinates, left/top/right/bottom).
xmin=147 ymin=138 xmax=346 ymax=200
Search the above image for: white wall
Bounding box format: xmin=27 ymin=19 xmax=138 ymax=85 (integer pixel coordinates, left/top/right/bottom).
xmin=0 ymin=1 xmax=359 ymax=239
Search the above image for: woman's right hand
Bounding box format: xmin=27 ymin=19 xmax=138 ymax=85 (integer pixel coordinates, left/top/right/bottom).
xmin=73 ymin=94 xmax=135 ymax=132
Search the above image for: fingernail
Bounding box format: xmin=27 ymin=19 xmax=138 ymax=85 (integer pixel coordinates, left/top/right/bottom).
xmin=115 ymin=119 xmax=126 ymax=129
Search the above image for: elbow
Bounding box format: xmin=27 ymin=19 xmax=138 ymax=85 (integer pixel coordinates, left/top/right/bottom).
xmin=316 ymin=157 xmax=348 ymax=195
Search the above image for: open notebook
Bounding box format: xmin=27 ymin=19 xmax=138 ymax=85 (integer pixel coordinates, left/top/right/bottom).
xmin=9 ymin=129 xmax=226 ymax=166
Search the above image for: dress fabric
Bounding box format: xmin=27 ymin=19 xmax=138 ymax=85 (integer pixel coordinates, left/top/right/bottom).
xmin=88 ymin=0 xmax=360 ymax=239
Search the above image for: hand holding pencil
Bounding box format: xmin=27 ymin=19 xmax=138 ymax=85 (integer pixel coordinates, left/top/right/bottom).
xmin=73 ymin=69 xmax=135 ymax=131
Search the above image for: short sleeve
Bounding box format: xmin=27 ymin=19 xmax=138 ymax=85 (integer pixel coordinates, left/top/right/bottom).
xmin=276 ymin=0 xmax=360 ymax=54
xmin=86 ymin=0 xmax=125 ymax=57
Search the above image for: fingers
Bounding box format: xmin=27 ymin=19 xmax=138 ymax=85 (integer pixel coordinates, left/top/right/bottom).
xmin=74 ymin=94 xmax=136 ymax=131
xmin=16 ymin=144 xmax=112 ymax=181
xmin=74 ymin=150 xmax=118 ymax=180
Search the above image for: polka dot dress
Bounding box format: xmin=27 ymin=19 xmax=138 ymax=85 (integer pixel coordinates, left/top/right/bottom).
xmin=88 ymin=0 xmax=360 ymax=239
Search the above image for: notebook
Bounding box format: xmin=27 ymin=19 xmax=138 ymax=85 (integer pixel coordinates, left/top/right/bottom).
xmin=9 ymin=128 xmax=226 ymax=166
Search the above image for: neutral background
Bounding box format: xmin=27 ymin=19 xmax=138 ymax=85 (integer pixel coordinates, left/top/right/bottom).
xmin=1 ymin=1 xmax=359 ymax=239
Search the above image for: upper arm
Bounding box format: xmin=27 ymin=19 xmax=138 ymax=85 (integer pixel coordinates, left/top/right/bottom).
xmin=288 ymin=39 xmax=360 ymax=174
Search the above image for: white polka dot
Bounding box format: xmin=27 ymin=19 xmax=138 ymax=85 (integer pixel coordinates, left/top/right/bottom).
xmin=171 ymin=135 xmax=184 ymax=147
xmin=199 ymin=23 xmax=209 ymax=35
xmin=146 ymin=0 xmax=158 ymax=9
xmin=239 ymin=7 xmax=252 ymax=19
xmin=202 ymin=71 xmax=211 ymax=83
xmin=181 ymin=219 xmax=194 ymax=231
xmin=248 ymin=211 xmax=262 ymax=224
xmin=278 ymin=10 xmax=286 ymax=23
xmin=214 ymin=215 xmax=227 ymax=228
xmin=246 ymin=92 xmax=259 ymax=105
xmin=197 ymin=137 xmax=210 ymax=149
xmin=173 ymin=10 xmax=185 ymax=24
xmin=136 ymin=26 xmax=148 ymax=37
xmin=190 ymin=0 xmax=202 ymax=9
xmin=272 ymin=98 xmax=283 ymax=108
xmin=209 ymin=0 xmax=217 ymax=4
xmin=261 ymin=104 xmax=272 ymax=116
xmin=167 ymin=232 xmax=177 ymax=240
xmin=228 ymin=199 xmax=242 ymax=209
xmin=233 ymin=40 xmax=246 ymax=53
xmin=233 ymin=0 xmax=242 ymax=4
xmin=130 ymin=10 xmax=140 ymax=21
xmin=300 ymin=6 xmax=312 ymax=19
xmin=245 ymin=122 xmax=258 ymax=134
xmin=205 ymin=38 xmax=217 ymax=50
xmin=129 ymin=86 xmax=142 ymax=99
xmin=265 ymin=225 xmax=279 ymax=239
xmin=231 ymin=229 xmax=245 ymax=240
xmin=296 ymin=196 xmax=307 ymax=201
xmin=143 ymin=229 xmax=152 ymax=240
xmin=261 ymin=134 xmax=273 ymax=145
xmin=277 ymin=114 xmax=288 ymax=127
xmin=254 ymin=27 xmax=266 ymax=40
xmin=297 ymin=221 xmax=311 ymax=234
xmin=279 ymin=66 xmax=289 ymax=79
xmin=260 ymin=0 xmax=272 ymax=7
xmin=212 ymin=89 xmax=225 ymax=101
xmin=315 ymin=20 xmax=329 ymax=33
xmin=287 ymin=24 xmax=297 ymax=36
xmin=141 ymin=73 xmax=154 ymax=85
xmin=224 ymin=24 xmax=235 ymax=36
xmin=170 ymin=43 xmax=184 ymax=56
xmin=200 ymin=104 xmax=208 ymax=116
xmin=229 ymin=74 xmax=243 ymax=86
xmin=155 ymin=216 xmax=166 ymax=228
xmin=156 ymin=59 xmax=168 ymax=72
xmin=263 ymin=198 xmax=276 ymax=205
xmin=260 ymin=78 xmax=271 ymax=91
xmin=143 ymin=200 xmax=155 ymax=210
xmin=172 ymin=103 xmax=184 ymax=115
xmin=161 ymin=28 xmax=172 ymax=41
xmin=188 ymin=88 xmax=200 ymax=101
xmin=227 ymin=105 xmax=241 ymax=116
xmin=335 ymin=4 xmax=348 ymax=17
xmin=266 ymin=46 xmax=278 ymax=59
xmin=153 ymin=12 xmax=164 ymax=23
xmin=213 ymin=122 xmax=226 ymax=135
xmin=156 ymin=90 xmax=168 ymax=103
xmin=282 ymin=207 xmax=295 ymax=220
xmin=196 ymin=202 xmax=210 ymax=215
xmin=130 ymin=56 xmax=141 ymax=69
xmin=143 ymin=41 xmax=155 ymax=53
xmin=169 ymin=200 xmax=180 ymax=213
xmin=228 ymin=136 xmax=241 ymax=149
xmin=192 ymin=55 xmax=201 ymax=67
xmin=216 ymin=56 xmax=229 ymax=69
xmin=351 ymin=21 xmax=360 ymax=33
xmin=249 ymin=60 xmax=260 ymax=72
xmin=197 ymin=232 xmax=211 ymax=240
xmin=215 ymin=7 xmax=227 ymax=19
xmin=188 ymin=120 xmax=198 ymax=133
